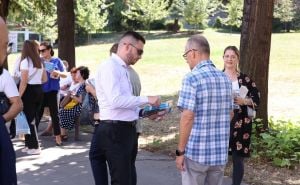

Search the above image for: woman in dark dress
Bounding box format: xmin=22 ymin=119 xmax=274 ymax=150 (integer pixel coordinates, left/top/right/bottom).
xmin=223 ymin=46 xmax=260 ymax=185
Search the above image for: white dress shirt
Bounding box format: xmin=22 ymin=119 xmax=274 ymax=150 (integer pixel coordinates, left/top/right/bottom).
xmin=95 ymin=53 xmax=148 ymax=121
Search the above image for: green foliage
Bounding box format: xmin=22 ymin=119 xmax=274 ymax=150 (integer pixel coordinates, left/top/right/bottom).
xmin=75 ymin=0 xmax=109 ymax=34
xmin=183 ymin=0 xmax=209 ymax=29
xmin=122 ymin=0 xmax=170 ymax=32
xmin=183 ymin=0 xmax=220 ymax=30
xmin=274 ymin=0 xmax=296 ymax=23
xmin=8 ymin=0 xmax=57 ymax=42
xmin=106 ymin=0 xmax=126 ymax=31
xmin=222 ymin=0 xmax=243 ymax=29
xmin=169 ymin=0 xmax=185 ymax=20
xmin=251 ymin=118 xmax=300 ymax=167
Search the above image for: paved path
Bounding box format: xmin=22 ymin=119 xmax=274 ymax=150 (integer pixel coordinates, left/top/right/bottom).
xmin=13 ymin=126 xmax=246 ymax=185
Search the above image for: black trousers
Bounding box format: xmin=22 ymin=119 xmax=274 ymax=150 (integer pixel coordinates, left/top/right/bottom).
xmin=232 ymin=152 xmax=245 ymax=185
xmin=0 ymin=117 xmax=17 ymax=185
xmin=38 ymin=90 xmax=60 ymax=136
xmin=22 ymin=84 xmax=43 ymax=149
xmin=89 ymin=121 xmax=137 ymax=185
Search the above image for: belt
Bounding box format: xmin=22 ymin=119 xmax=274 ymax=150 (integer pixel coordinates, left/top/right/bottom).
xmin=100 ymin=120 xmax=136 ymax=126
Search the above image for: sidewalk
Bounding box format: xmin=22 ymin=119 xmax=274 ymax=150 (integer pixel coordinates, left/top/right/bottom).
xmin=14 ymin=125 xmax=247 ymax=185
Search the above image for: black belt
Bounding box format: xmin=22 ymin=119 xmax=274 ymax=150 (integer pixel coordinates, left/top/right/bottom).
xmin=100 ymin=120 xmax=136 ymax=126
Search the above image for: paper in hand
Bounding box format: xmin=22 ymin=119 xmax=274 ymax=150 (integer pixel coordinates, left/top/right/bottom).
xmin=239 ymin=85 xmax=249 ymax=98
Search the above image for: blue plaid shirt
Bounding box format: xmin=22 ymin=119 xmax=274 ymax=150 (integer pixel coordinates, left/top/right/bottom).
xmin=177 ymin=60 xmax=232 ymax=166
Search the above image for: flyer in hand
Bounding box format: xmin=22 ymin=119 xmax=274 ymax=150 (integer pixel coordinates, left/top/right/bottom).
xmin=45 ymin=61 xmax=54 ymax=72
xmin=142 ymin=101 xmax=172 ymax=118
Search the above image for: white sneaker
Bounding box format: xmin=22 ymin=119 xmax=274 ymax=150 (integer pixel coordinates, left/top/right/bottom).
xmin=27 ymin=148 xmax=41 ymax=155
xmin=21 ymin=147 xmax=28 ymax=153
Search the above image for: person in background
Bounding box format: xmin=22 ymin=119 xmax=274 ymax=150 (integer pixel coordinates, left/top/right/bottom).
xmin=90 ymin=31 xmax=161 ymax=185
xmin=59 ymin=66 xmax=89 ymax=140
xmin=223 ymin=46 xmax=260 ymax=185
xmin=18 ymin=40 xmax=47 ymax=155
xmin=0 ymin=16 xmax=23 ymax=185
xmin=38 ymin=41 xmax=64 ymax=146
xmin=176 ymin=35 xmax=232 ymax=185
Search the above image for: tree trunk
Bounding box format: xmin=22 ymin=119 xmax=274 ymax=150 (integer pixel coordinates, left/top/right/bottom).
xmin=239 ymin=0 xmax=274 ymax=128
xmin=0 ymin=0 xmax=10 ymax=70
xmin=56 ymin=0 xmax=75 ymax=70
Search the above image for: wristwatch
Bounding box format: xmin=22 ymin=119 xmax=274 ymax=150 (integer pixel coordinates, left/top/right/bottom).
xmin=175 ymin=149 xmax=185 ymax=156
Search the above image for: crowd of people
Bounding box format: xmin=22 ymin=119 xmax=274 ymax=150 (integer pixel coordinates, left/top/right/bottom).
xmin=0 ymin=15 xmax=260 ymax=185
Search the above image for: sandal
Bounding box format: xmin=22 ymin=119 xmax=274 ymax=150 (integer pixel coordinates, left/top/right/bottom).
xmin=61 ymin=135 xmax=68 ymax=142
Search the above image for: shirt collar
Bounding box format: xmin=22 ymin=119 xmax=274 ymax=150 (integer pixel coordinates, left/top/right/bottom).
xmin=192 ymin=60 xmax=215 ymax=71
xmin=111 ymin=53 xmax=128 ymax=68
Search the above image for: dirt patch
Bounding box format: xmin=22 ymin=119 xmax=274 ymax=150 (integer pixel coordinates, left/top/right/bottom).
xmin=139 ymin=95 xmax=300 ymax=185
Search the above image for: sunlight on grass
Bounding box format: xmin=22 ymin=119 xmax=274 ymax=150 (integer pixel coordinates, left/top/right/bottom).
xmin=7 ymin=29 xmax=300 ymax=121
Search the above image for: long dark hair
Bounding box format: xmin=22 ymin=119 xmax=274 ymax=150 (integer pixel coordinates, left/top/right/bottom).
xmin=21 ymin=40 xmax=42 ymax=68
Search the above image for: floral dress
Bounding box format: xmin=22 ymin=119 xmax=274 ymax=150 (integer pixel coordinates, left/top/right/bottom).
xmin=229 ymin=73 xmax=260 ymax=157
xmin=59 ymin=84 xmax=85 ymax=130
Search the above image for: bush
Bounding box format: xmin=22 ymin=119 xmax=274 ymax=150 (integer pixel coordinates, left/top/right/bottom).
xmin=149 ymin=20 xmax=166 ymax=30
xmin=251 ymin=119 xmax=300 ymax=167
xmin=166 ymin=19 xmax=181 ymax=32
xmin=213 ymin=16 xmax=223 ymax=28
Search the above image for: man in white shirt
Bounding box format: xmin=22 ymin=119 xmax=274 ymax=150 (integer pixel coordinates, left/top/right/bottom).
xmin=90 ymin=31 xmax=160 ymax=185
xmin=0 ymin=16 xmax=23 ymax=185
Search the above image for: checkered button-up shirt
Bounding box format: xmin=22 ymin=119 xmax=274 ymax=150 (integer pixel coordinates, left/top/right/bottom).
xmin=177 ymin=60 xmax=232 ymax=166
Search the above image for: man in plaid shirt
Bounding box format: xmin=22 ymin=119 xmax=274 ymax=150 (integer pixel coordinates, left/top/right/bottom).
xmin=176 ymin=35 xmax=232 ymax=185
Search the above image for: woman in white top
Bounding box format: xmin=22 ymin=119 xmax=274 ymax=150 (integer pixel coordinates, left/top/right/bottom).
xmin=19 ymin=40 xmax=48 ymax=155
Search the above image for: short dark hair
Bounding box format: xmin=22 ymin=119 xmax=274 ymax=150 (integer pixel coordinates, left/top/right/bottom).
xmin=40 ymin=41 xmax=54 ymax=56
xmin=76 ymin=66 xmax=90 ymax=80
xmin=121 ymin=31 xmax=146 ymax=44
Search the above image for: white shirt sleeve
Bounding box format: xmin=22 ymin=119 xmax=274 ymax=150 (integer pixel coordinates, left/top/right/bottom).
xmin=1 ymin=70 xmax=19 ymax=98
xmin=98 ymin=62 xmax=148 ymax=109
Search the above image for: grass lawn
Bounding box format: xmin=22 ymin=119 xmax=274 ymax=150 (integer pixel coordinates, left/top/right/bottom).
xmin=8 ymin=29 xmax=300 ymax=121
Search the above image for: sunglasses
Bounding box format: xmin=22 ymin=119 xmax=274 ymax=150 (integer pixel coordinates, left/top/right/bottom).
xmin=129 ymin=43 xmax=143 ymax=56
xmin=39 ymin=49 xmax=47 ymax=53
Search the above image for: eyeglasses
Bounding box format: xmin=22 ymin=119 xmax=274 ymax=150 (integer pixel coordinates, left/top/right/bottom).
xmin=128 ymin=43 xmax=143 ymax=56
xmin=182 ymin=49 xmax=198 ymax=58
xmin=39 ymin=49 xmax=47 ymax=53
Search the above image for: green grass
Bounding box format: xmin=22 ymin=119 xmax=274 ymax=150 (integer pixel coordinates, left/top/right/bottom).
xmin=7 ymin=29 xmax=300 ymax=121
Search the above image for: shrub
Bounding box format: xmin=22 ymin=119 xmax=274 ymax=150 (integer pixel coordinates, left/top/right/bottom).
xmin=251 ymin=118 xmax=300 ymax=167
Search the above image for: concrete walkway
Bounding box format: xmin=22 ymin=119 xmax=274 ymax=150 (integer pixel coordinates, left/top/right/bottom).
xmin=13 ymin=126 xmax=246 ymax=185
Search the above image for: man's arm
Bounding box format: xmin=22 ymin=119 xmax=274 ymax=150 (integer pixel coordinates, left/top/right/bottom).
xmin=176 ymin=109 xmax=194 ymax=171
xmin=3 ymin=96 xmax=23 ymax=122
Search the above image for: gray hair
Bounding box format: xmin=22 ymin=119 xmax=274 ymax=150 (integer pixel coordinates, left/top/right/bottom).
xmin=187 ymin=35 xmax=210 ymax=55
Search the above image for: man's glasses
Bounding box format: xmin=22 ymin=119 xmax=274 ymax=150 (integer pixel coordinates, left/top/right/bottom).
xmin=39 ymin=49 xmax=47 ymax=53
xmin=182 ymin=49 xmax=198 ymax=58
xmin=129 ymin=43 xmax=143 ymax=56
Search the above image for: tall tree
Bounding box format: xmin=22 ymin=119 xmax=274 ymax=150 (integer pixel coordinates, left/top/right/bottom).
xmin=122 ymin=0 xmax=169 ymax=32
xmin=56 ymin=0 xmax=75 ymax=69
xmin=239 ymin=0 xmax=275 ymax=128
xmin=274 ymin=0 xmax=296 ymax=32
xmin=183 ymin=0 xmax=220 ymax=30
xmin=0 ymin=0 xmax=9 ymax=19
xmin=75 ymin=0 xmax=109 ymax=42
xmin=223 ymin=0 xmax=243 ymax=31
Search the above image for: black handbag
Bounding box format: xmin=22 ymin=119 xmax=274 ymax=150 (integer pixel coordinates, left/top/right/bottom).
xmin=0 ymin=92 xmax=11 ymax=115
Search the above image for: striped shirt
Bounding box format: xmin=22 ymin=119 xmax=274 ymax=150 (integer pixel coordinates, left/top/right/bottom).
xmin=177 ymin=60 xmax=232 ymax=166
